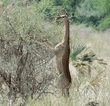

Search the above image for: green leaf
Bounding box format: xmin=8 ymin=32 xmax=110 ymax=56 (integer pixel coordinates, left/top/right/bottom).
xmin=70 ymin=46 xmax=86 ymax=61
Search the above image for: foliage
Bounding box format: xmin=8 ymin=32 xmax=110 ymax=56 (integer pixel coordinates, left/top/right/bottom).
xmin=37 ymin=0 xmax=81 ymax=21
xmin=70 ymin=45 xmax=86 ymax=61
xmin=75 ymin=0 xmax=100 ymax=28
xmin=74 ymin=0 xmax=110 ymax=30
xmin=96 ymin=15 xmax=110 ymax=31
xmin=37 ymin=0 xmax=110 ymax=31
xmin=75 ymin=0 xmax=99 ymax=17
xmin=93 ymin=0 xmax=110 ymax=15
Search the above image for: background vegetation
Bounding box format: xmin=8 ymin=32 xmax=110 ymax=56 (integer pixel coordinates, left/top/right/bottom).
xmin=37 ymin=0 xmax=110 ymax=31
xmin=0 ymin=0 xmax=110 ymax=106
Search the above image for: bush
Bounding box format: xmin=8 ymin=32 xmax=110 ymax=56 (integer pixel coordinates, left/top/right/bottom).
xmin=97 ymin=15 xmax=110 ymax=31
xmin=0 ymin=1 xmax=61 ymax=105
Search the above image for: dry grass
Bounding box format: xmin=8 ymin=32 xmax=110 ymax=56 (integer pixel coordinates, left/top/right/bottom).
xmin=69 ymin=24 xmax=110 ymax=106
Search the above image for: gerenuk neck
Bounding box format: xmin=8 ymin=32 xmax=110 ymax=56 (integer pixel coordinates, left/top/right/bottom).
xmin=63 ymin=19 xmax=70 ymax=46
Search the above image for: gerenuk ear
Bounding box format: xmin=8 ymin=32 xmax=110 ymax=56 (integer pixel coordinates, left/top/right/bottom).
xmin=66 ymin=12 xmax=68 ymax=17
